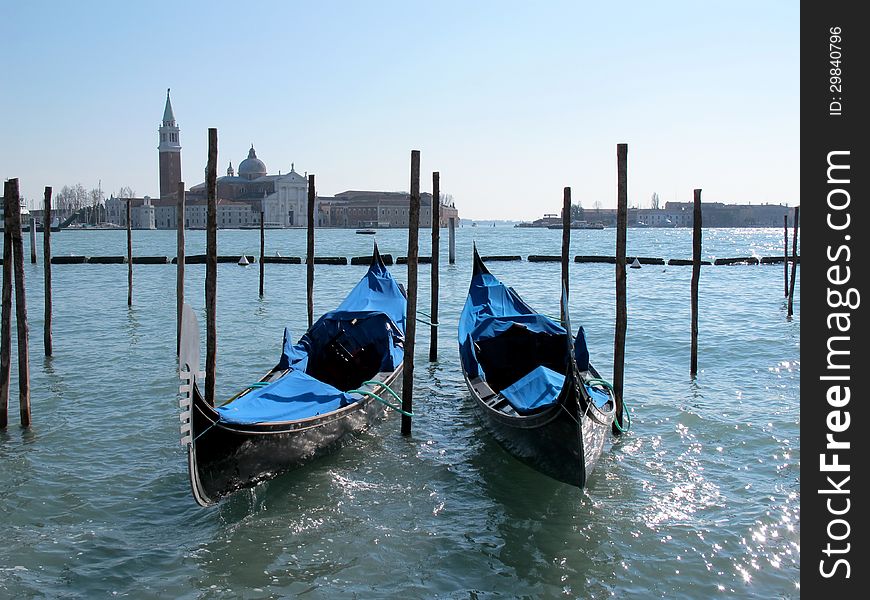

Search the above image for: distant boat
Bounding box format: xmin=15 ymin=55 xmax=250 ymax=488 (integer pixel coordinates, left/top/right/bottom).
xmin=356 ymin=229 xmax=377 ymax=235
xmin=547 ymin=221 xmax=605 ymax=230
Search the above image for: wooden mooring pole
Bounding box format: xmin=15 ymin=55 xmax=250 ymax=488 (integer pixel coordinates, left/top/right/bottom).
xmin=126 ymin=197 xmax=132 ymax=307
xmin=429 ymin=172 xmax=440 ymax=362
xmin=30 ymin=218 xmax=37 ymax=264
xmin=1 ymin=181 xmax=15 ymax=428
xmin=612 ymin=144 xmax=627 ymax=434
xmin=562 ymin=187 xmax=571 ymax=298
xmin=9 ymin=179 xmax=31 ymax=427
xmin=690 ymin=189 xmax=702 ymax=377
xmin=787 ymin=206 xmax=799 ymax=317
xmin=448 ymin=217 xmax=456 ymax=265
xmin=402 ymin=150 xmax=420 ymax=435
xmin=176 ymin=182 xmax=185 ymax=356
xmin=782 ymin=214 xmax=788 ymax=298
xmin=43 ymin=187 xmax=53 ymax=357
xmin=259 ymin=211 xmax=265 ymax=297
xmin=205 ymin=128 xmax=218 ymax=404
xmin=307 ymin=174 xmax=316 ymax=328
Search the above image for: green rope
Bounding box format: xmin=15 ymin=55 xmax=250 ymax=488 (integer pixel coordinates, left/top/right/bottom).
xmin=347 ymin=380 xmax=413 ymax=417
xmin=585 ymin=377 xmax=631 ymax=432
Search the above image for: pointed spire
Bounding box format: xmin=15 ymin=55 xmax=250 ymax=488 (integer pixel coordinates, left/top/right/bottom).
xmin=163 ymin=88 xmax=176 ymax=125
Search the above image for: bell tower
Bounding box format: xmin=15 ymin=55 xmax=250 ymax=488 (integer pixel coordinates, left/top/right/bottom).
xmin=158 ymin=88 xmax=182 ymax=200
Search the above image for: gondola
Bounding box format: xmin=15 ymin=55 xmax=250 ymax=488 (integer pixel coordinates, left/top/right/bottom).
xmin=179 ymin=243 xmax=406 ymax=506
xmin=458 ymin=246 xmax=616 ymax=487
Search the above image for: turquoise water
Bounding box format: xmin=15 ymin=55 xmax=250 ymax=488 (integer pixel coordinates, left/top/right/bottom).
xmin=1 ymin=226 xmax=799 ymax=598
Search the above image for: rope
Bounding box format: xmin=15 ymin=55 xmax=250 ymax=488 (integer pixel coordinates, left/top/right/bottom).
xmin=347 ymin=380 xmax=413 ymax=417
xmin=586 ymin=377 xmax=631 ymax=432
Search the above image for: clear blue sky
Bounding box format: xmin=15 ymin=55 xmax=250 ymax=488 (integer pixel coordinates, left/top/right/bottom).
xmin=2 ymin=1 xmax=798 ymax=220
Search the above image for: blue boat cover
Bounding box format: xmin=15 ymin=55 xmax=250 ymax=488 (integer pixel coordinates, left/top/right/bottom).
xmin=499 ymin=365 xmax=610 ymax=415
xmin=216 ymin=254 xmax=405 ymax=425
xmin=500 ymin=365 xmax=565 ymax=414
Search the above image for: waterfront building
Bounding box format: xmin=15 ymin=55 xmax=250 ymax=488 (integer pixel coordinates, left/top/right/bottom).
xmin=318 ymin=190 xmax=460 ymax=228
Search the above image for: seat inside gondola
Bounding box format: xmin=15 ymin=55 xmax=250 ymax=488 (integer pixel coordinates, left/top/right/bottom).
xmin=473 ymin=321 xmax=568 ymax=394
xmin=305 ymin=312 xmax=404 ymax=392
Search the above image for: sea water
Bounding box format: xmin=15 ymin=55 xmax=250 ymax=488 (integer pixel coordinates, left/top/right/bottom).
xmin=0 ymin=226 xmax=799 ymax=598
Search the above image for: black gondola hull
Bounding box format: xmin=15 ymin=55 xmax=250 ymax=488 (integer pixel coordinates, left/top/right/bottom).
xmin=463 ymin=373 xmax=612 ymax=488
xmin=186 ymin=367 xmax=402 ymax=506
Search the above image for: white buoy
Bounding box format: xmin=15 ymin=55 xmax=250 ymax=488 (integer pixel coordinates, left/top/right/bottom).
xmin=238 ymin=255 xmax=249 ymax=266
xmin=630 ymin=257 xmax=642 ymax=269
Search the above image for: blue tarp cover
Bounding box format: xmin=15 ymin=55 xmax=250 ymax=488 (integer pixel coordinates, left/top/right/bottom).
xmin=216 ymin=254 xmax=405 ymax=425
xmin=215 ymin=369 xmax=353 ymax=424
xmin=500 ymin=365 xmax=565 ymax=414
xmin=500 ymin=366 xmax=611 ymax=415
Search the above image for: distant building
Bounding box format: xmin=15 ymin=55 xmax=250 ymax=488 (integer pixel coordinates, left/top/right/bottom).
xmin=107 ymin=91 xmax=462 ymax=230
xmin=185 ymin=147 xmax=310 ymax=227
xmin=318 ymin=190 xmax=460 ymax=228
xmin=158 ymin=89 xmax=182 ymax=201
xmin=106 ymin=92 xmax=311 ymax=229
xmin=517 ymin=202 xmax=797 ymax=228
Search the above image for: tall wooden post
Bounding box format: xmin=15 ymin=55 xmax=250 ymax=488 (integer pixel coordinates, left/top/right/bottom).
xmin=29 ymin=218 xmax=37 ymax=264
xmin=126 ymin=198 xmax=132 ymax=307
xmin=8 ymin=180 xmax=31 ymax=427
xmin=176 ymin=182 xmax=185 ymax=356
xmin=259 ymin=211 xmax=265 ymax=297
xmin=1 ymin=181 xmax=15 ymax=428
xmin=787 ymin=206 xmax=799 ymax=317
xmin=429 ymin=172 xmax=440 ymax=362
xmin=448 ymin=217 xmax=456 ymax=264
xmin=402 ymin=150 xmax=420 ymax=435
xmin=562 ymin=187 xmax=571 ymax=298
xmin=307 ymin=174 xmax=315 ymax=328
xmin=690 ymin=189 xmax=702 ymax=377
xmin=205 ymin=128 xmax=218 ymax=405
xmin=782 ymin=214 xmax=788 ymax=298
xmin=43 ymin=187 xmax=53 ymax=357
xmin=613 ymin=144 xmax=628 ymax=434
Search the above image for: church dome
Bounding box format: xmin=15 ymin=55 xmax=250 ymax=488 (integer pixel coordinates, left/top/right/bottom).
xmin=238 ymin=145 xmax=267 ymax=180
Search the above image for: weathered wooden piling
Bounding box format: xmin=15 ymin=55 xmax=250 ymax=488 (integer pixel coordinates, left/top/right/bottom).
xmin=43 ymin=187 xmax=53 ymax=357
xmin=562 ymin=187 xmax=571 ymax=298
xmin=782 ymin=214 xmax=788 ymax=298
xmin=787 ymin=206 xmax=799 ymax=317
xmin=429 ymin=171 xmax=440 ymax=362
xmin=690 ymin=189 xmax=702 ymax=377
xmin=205 ymin=128 xmax=218 ymax=404
xmin=176 ymin=182 xmax=185 ymax=356
xmin=126 ymin=197 xmax=132 ymax=307
xmin=612 ymin=144 xmax=627 ymax=434
xmin=259 ymin=211 xmax=265 ymax=297
xmin=448 ymin=217 xmax=456 ymax=265
xmin=402 ymin=150 xmax=420 ymax=435
xmin=1 ymin=181 xmax=14 ymax=428
xmin=9 ymin=180 xmax=31 ymax=427
xmin=307 ymin=174 xmax=316 ymax=328
xmin=30 ymin=218 xmax=37 ymax=264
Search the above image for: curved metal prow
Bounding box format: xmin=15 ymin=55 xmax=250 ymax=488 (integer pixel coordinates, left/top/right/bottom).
xmin=179 ymin=303 xmax=204 ymax=448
